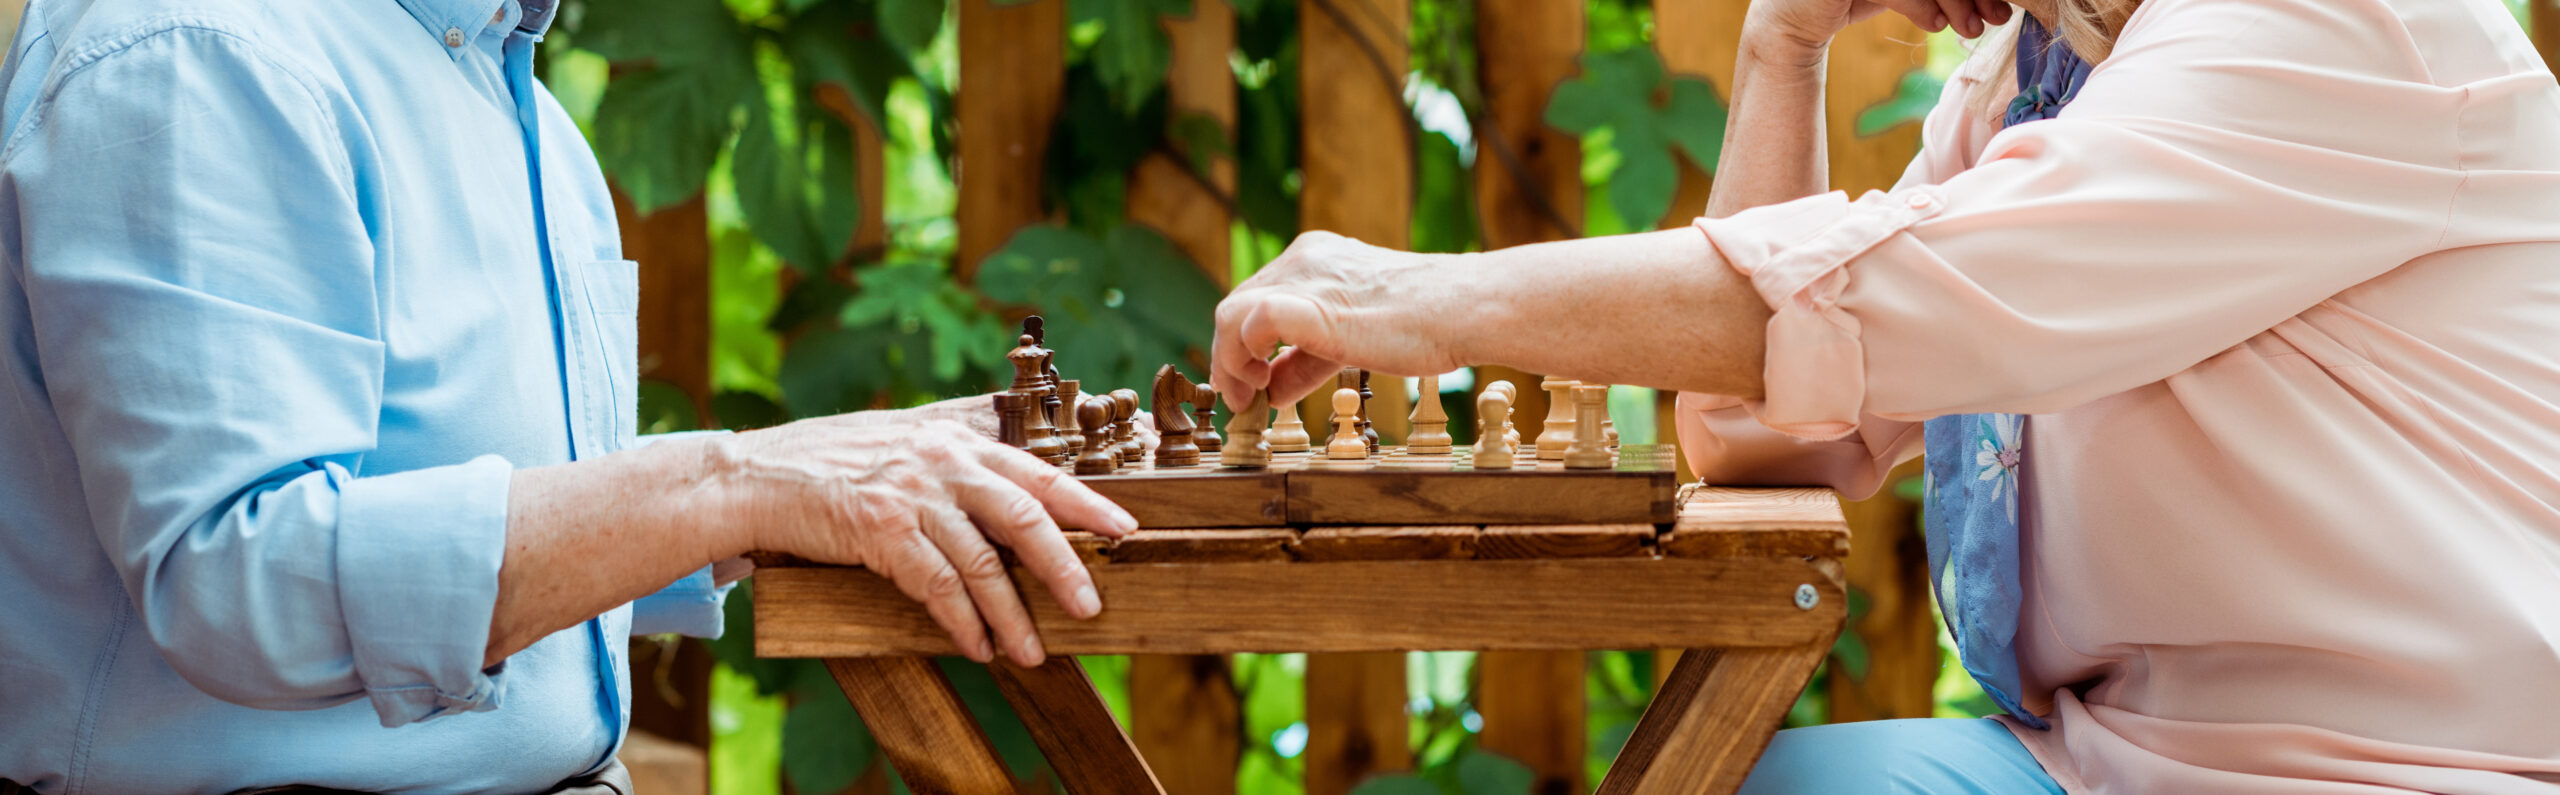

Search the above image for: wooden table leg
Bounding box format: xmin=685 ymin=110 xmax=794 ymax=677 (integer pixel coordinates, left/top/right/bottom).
xmin=1131 ymin=654 xmax=1241 ymax=795
xmin=824 ymin=657 xmax=1015 ymax=795
xmin=988 ymin=658 xmax=1167 ymax=794
xmin=1593 ymin=639 xmax=1836 ymax=795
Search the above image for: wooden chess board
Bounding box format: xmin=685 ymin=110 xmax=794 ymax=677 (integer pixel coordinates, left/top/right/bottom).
xmin=1071 ymin=443 xmax=1680 ymax=529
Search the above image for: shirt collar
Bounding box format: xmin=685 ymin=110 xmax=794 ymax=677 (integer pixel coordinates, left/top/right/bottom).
xmin=394 ymin=0 xmax=558 ymax=46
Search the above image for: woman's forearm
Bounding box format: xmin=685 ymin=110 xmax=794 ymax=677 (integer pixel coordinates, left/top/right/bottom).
xmin=1705 ymin=34 xmax=1836 ymax=218
xmin=1456 ymin=228 xmax=1770 ymax=397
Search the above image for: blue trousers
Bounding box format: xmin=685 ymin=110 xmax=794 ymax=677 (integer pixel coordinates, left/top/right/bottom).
xmin=1739 ymin=718 xmax=2065 ymax=794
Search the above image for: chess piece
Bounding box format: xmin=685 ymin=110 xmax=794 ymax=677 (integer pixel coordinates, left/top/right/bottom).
xmin=1075 ymin=396 xmax=1119 ymax=475
xmin=1111 ymin=389 xmax=1143 ymax=463
xmin=995 ymin=392 xmax=1033 ymax=450
xmin=1473 ymin=389 xmax=1514 ymax=469
xmin=1355 ymin=369 xmax=1378 ymax=453
xmin=1598 ymin=385 xmax=1619 ymax=449
xmin=1326 ymin=388 xmax=1368 ymax=460
xmin=1536 ymin=377 xmax=1579 ymax=461
xmin=1008 ymin=335 xmax=1068 ymax=464
xmin=1153 ymin=365 xmax=1200 ymax=467
xmin=1268 ymin=398 xmax=1311 ymax=452
xmin=1565 ymin=384 xmax=1614 ymax=469
xmin=1406 ymin=374 xmax=1451 ymax=454
xmin=1057 ymin=378 xmax=1084 ymax=456
xmin=1487 ymin=380 xmax=1522 ymax=450
xmin=1222 ymin=389 xmax=1273 ymax=468
xmin=1191 ymin=382 xmax=1223 ymax=454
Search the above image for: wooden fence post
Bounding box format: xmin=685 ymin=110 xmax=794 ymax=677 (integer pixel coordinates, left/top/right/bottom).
xmin=1126 ymin=5 xmax=1248 ymax=793
xmin=957 ymin=0 xmax=1066 ymax=282
xmin=1469 ymin=0 xmax=1588 ymax=790
xmin=1299 ymin=0 xmax=1415 ymax=791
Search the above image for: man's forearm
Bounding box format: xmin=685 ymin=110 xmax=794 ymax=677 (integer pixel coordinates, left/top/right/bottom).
xmin=1705 ymin=34 xmax=1834 ymax=219
xmin=488 ymin=437 xmax=740 ymax=665
xmin=1455 ymin=228 xmax=1770 ymax=398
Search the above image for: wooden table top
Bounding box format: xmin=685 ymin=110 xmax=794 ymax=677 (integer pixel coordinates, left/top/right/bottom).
xmin=752 ymin=487 xmax=1848 ymax=659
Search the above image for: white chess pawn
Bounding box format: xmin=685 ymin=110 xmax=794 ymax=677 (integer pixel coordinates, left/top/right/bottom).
xmin=1326 ymin=388 xmax=1369 ymax=460
xmin=1473 ymin=389 xmax=1514 ymax=469
xmin=1486 ymin=380 xmax=1522 ymax=450
xmin=1269 ymin=398 xmax=1311 ymax=452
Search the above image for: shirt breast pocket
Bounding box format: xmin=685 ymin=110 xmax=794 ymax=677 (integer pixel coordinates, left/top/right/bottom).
xmin=579 ymin=258 xmax=641 ymax=452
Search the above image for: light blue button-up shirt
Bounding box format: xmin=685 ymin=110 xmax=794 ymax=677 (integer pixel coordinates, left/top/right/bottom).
xmin=0 ymin=0 xmax=725 ymax=791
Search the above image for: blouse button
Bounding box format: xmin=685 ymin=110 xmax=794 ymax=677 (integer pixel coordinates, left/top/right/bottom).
xmin=1906 ymin=194 xmax=1936 ymax=210
xmin=445 ymin=28 xmax=466 ymax=48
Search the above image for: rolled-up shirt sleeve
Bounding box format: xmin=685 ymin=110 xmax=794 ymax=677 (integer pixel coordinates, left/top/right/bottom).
xmin=1698 ymin=0 xmax=2470 ymax=440
xmin=8 ymin=28 xmax=509 ymax=726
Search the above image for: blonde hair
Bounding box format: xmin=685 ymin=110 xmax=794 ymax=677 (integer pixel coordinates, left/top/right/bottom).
xmin=1970 ymin=0 xmax=2144 ymax=117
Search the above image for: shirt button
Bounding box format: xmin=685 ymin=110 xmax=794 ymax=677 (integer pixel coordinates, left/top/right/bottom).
xmin=445 ymin=27 xmax=465 ymax=47
xmin=1906 ymin=194 xmax=1936 ymax=209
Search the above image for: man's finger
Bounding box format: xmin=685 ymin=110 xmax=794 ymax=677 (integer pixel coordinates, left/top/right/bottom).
xmin=876 ymin=519 xmax=996 ymax=663
xmin=1210 ymin=304 xmax=1274 ymax=409
xmin=971 ymin=437 xmax=1137 ymax=537
xmin=1265 ymin=347 xmax=1346 ymax=405
xmin=918 ymin=503 xmax=1047 ymax=667
xmin=951 ymin=469 xmax=1103 ymax=622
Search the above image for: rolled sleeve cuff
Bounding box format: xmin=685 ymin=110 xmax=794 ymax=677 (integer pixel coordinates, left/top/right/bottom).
xmin=336 ymin=454 xmax=514 ymax=727
xmin=630 ymin=565 xmax=733 ymax=638
xmin=1695 ymin=187 xmax=1949 ymax=441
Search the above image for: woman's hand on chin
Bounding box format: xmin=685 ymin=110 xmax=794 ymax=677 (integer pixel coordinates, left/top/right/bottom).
xmin=1745 ymin=0 xmax=2012 ymax=62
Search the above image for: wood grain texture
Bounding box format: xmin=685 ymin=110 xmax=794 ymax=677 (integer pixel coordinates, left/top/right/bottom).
xmin=1286 ymin=468 xmax=1676 ymax=526
xmin=988 ymin=659 xmax=1167 ymax=794
xmin=1475 ymin=524 xmax=1652 ymax=560
xmin=1473 ymin=0 xmax=1585 ymax=246
xmin=1300 ymin=0 xmax=1412 ymax=450
xmin=2539 ymin=0 xmax=2560 ymax=80
xmin=1130 ymin=654 xmax=1243 ymax=795
xmin=1125 ymin=0 xmax=1237 ymax=285
xmin=1593 ymin=642 xmax=1836 ymax=795
xmin=957 ymin=0 xmax=1064 ymax=281
xmin=1293 ymin=525 xmax=1480 ymax=561
xmin=1305 ymin=651 xmax=1410 ymax=795
xmin=825 ymin=657 xmax=1016 ymax=795
xmin=1104 ymin=528 xmax=1298 ymax=563
xmin=755 ymin=556 xmax=1845 ymax=657
xmin=1829 ymin=461 xmax=1938 ymax=722
xmin=1824 ymin=14 xmax=1930 ymax=194
xmin=1658 ymin=487 xmax=1849 ymax=558
xmin=1649 ymin=0 xmax=1744 ymax=228
xmin=1079 ymin=468 xmax=1289 ymax=528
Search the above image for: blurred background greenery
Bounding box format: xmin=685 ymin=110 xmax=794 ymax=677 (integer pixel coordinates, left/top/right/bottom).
xmin=502 ymin=0 xmax=2544 ymax=792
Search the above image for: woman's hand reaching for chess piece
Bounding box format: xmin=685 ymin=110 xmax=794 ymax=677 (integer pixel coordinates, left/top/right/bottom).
xmin=1211 ymin=228 xmax=1773 ymax=410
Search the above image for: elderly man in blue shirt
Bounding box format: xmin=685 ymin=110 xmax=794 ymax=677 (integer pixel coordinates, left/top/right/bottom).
xmin=0 ymin=0 xmax=1137 ymax=791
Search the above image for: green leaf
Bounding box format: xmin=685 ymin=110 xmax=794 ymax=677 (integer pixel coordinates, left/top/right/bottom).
xmin=1661 ymin=77 xmax=1729 ymax=170
xmin=1607 ymin=122 xmax=1678 ymax=231
xmin=1411 ymin=129 xmax=1478 ymax=254
xmin=1856 ymin=69 xmax=1946 ymax=137
xmin=877 ymin=0 xmax=948 ymax=54
xmin=591 ymin=64 xmax=754 ymax=212
xmin=712 ymin=390 xmax=791 ymax=429
xmin=1347 ymin=774 xmax=1439 ymax=795
xmin=781 ymin=693 xmax=875 ymax=794
xmin=784 ymin=4 xmax=912 ymax=126
xmin=1083 ymin=0 xmax=1191 ymax=114
xmin=1834 ymin=626 xmax=1873 ymax=681
xmin=1542 ymin=76 xmax=1618 ymax=134
xmin=1455 ymin=751 xmax=1535 ymax=795
xmin=734 ymin=100 xmax=860 ymax=272
xmin=637 ymin=379 xmax=702 ymax=434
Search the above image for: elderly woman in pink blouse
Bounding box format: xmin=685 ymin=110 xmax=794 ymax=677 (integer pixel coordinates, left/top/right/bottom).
xmin=1211 ymin=0 xmax=2560 ymax=790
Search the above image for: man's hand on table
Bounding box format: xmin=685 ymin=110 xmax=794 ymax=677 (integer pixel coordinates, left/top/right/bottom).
xmin=706 ymin=417 xmax=1137 ymax=666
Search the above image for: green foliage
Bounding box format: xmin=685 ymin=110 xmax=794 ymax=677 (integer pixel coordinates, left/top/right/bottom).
xmin=1545 ymin=46 xmax=1727 ymax=232
xmin=1857 ymin=70 xmax=1946 ymax=137
xmin=979 ymin=224 xmax=1225 ymax=389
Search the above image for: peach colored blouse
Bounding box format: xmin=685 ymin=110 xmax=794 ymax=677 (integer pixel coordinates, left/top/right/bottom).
xmin=1678 ymin=0 xmax=2560 ymax=790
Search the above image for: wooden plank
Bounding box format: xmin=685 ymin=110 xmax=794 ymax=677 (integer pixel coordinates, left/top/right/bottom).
xmin=1299 ymin=0 xmax=1413 ymax=450
xmin=1828 ymin=461 xmax=1938 ymax=722
xmin=2539 ymin=0 xmax=2560 ymax=81
xmin=1593 ymin=641 xmax=1834 ymax=795
xmin=755 ymin=556 xmax=1846 ymax=657
xmin=956 ymin=0 xmax=1065 ymax=281
xmin=1293 ymin=525 xmax=1479 ymax=561
xmin=1130 ymin=654 xmax=1244 ymax=795
xmin=1080 ymin=468 xmax=1289 ymax=529
xmin=1476 ymin=650 xmax=1586 ymax=794
xmin=1472 ymin=0 xmax=1584 ymax=246
xmin=1286 ymin=468 xmax=1678 ymax=526
xmin=824 ymin=657 xmax=1016 ymax=794
xmin=1126 ymin=0 xmax=1238 ymax=285
xmin=1475 ymin=524 xmax=1652 ymax=560
xmin=1824 ymin=15 xmax=1929 ymax=194
xmin=1105 ymin=528 xmax=1299 ymax=563
xmin=1651 ymin=0 xmax=1748 ymax=227
xmin=988 ymin=658 xmax=1167 ymax=794
xmin=1658 ymin=487 xmax=1850 ymax=558
xmin=1305 ymin=651 xmax=1409 ymax=795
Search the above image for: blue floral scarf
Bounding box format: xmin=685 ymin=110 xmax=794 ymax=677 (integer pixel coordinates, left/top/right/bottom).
xmin=1922 ymin=14 xmax=2089 ymax=731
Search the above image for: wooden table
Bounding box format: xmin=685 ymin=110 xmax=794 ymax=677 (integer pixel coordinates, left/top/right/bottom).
xmin=753 ymin=487 xmax=1847 ymax=794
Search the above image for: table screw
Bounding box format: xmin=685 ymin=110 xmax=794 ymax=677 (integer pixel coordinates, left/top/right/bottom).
xmin=1793 ymin=584 xmax=1819 ymax=610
